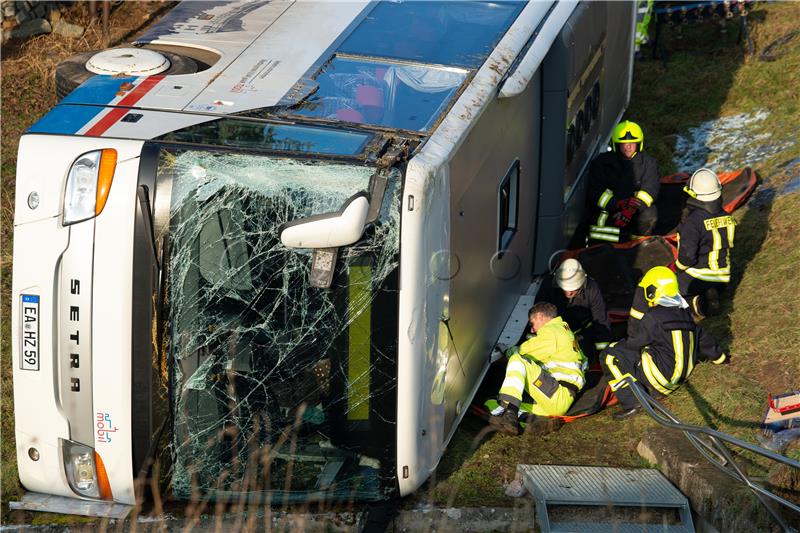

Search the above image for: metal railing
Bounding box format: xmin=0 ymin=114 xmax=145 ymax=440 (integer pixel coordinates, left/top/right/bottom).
xmin=621 ymin=377 xmax=800 ymax=532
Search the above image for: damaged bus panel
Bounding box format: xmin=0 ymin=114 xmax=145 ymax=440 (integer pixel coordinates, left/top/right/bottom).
xmin=11 ymin=0 xmax=636 ymax=505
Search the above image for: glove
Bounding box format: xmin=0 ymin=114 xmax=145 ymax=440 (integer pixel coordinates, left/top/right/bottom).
xmin=504 ymin=345 xmax=520 ymax=358
xmin=612 ymin=208 xmax=635 ymax=228
xmin=614 ymin=199 xmax=629 ymax=212
xmin=628 ymin=196 xmax=644 ymax=210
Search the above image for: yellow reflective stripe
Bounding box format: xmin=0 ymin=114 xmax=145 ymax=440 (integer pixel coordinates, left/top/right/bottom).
xmin=642 ymin=353 xmax=675 ymax=395
xmin=686 ymin=331 xmax=695 ymax=378
xmin=709 ymin=227 xmax=721 ymax=270
xmin=589 ymin=232 xmax=620 ymax=242
xmin=605 ymin=353 xmax=636 ymax=391
xmin=727 ymin=222 xmax=735 ymax=248
xmin=712 ymin=352 xmax=727 ymax=365
xmin=605 ymin=354 xmax=625 ymax=381
xmin=635 ymin=189 xmax=654 ymax=207
xmin=685 ymin=267 xmax=730 ymax=282
xmin=589 ymin=224 xmax=620 ymax=234
xmin=670 ymin=330 xmax=684 ymax=383
xmin=629 ymin=308 xmax=644 ymax=320
xmin=348 ymin=263 xmax=372 ymax=420
xmin=597 ymin=211 xmax=609 ymax=226
xmin=675 ymin=259 xmax=689 ymax=270
xmin=594 ymin=342 xmax=609 ymax=350
xmin=598 ymin=189 xmax=614 ymax=209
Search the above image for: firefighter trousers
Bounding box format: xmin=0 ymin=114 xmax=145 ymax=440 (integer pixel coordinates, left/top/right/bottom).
xmin=498 ymin=354 xmax=575 ymax=416
xmin=600 ymin=344 xmax=664 ymax=410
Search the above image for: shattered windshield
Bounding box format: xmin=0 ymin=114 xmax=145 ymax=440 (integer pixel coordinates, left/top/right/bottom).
xmin=158 ymin=148 xmax=401 ymax=502
xmin=157 ymin=119 xmax=372 ymax=156
xmin=282 ymin=56 xmax=467 ymax=132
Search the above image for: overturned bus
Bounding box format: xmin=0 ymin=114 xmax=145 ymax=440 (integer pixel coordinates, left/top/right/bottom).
xmin=11 ymin=0 xmax=636 ymax=505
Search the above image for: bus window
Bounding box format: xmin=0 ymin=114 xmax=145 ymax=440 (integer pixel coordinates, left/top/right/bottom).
xmin=338 ymin=1 xmax=525 ymax=68
xmin=285 ymin=56 xmax=466 ymax=132
xmin=158 ymin=119 xmax=372 ymax=156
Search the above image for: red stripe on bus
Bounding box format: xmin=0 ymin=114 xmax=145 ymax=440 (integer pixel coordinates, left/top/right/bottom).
xmin=83 ymin=75 xmax=165 ymax=137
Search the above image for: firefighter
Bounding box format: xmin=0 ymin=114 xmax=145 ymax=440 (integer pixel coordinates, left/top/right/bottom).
xmin=601 ymin=266 xmax=727 ymax=420
xmin=675 ymin=168 xmax=734 ymax=319
xmin=490 ymin=302 xmax=586 ymax=436
xmin=535 ymin=258 xmax=611 ymax=364
xmin=587 ymin=120 xmax=660 ymax=244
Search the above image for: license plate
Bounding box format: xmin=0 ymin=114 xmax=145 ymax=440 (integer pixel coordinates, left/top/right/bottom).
xmin=20 ymin=295 xmax=40 ymax=371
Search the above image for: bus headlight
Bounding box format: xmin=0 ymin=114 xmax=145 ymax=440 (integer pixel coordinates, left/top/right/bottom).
xmin=63 ymin=149 xmax=117 ymax=225
xmin=61 ymin=439 xmax=113 ymax=500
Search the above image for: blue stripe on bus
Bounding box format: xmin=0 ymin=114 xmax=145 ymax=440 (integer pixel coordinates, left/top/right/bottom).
xmin=61 ymin=75 xmax=138 ymax=106
xmin=27 ymin=104 xmax=105 ymax=135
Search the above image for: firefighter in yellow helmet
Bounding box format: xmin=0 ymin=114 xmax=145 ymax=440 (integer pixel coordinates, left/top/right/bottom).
xmin=587 ymin=121 xmax=661 ymax=244
xmin=675 ymin=168 xmax=734 ymax=319
xmin=600 ymin=266 xmax=727 ymax=420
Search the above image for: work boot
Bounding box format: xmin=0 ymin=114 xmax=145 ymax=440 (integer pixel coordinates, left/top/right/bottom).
xmin=523 ymin=415 xmax=564 ymax=435
xmin=490 ymin=404 xmax=520 ymax=436
xmin=612 ymin=405 xmax=643 ymax=421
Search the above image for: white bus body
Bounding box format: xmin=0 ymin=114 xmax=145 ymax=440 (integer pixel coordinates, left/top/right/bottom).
xmin=12 ymin=0 xmax=636 ymax=505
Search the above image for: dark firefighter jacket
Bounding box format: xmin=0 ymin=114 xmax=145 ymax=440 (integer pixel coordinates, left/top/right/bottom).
xmin=588 ymin=151 xmax=661 ymax=212
xmin=627 ymin=288 xmax=648 ymax=338
xmin=616 ymin=304 xmax=726 ymax=395
xmin=536 ymin=275 xmax=611 ymax=353
xmin=676 ymin=198 xmax=735 ymax=283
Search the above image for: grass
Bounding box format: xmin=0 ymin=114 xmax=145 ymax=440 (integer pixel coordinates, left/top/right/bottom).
xmin=425 ymin=1 xmax=800 ymax=510
xmin=1 ymin=0 xmax=799 ymax=527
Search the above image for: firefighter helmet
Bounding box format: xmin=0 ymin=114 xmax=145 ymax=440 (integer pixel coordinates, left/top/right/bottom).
xmin=684 ymin=168 xmax=722 ymax=201
xmin=611 ymin=120 xmax=644 ymax=153
xmin=639 ymin=266 xmax=679 ymax=307
xmin=555 ymin=258 xmax=587 ymax=292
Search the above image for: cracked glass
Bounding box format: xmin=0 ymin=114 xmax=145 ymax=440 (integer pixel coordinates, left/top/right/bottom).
xmin=157 ymin=148 xmax=401 ymax=502
xmin=283 ymin=56 xmax=467 ymax=132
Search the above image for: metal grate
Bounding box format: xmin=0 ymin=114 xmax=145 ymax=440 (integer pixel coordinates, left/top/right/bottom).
xmin=519 ymin=465 xmax=694 ymax=533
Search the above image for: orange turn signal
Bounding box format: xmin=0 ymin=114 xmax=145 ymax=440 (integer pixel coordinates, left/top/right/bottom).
xmin=95 ymin=148 xmax=118 ymax=216
xmin=94 ymin=451 xmax=114 ymax=501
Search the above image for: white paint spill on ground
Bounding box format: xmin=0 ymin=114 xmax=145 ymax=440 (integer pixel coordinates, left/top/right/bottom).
xmin=672 ymin=110 xmax=794 ymax=172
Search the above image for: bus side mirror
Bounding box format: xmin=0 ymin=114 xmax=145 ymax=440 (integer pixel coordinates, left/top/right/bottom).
xmin=279 ymin=192 xmax=370 ymax=249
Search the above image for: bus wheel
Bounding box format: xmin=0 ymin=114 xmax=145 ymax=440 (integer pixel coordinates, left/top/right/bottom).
xmin=55 ymin=48 xmax=198 ymax=100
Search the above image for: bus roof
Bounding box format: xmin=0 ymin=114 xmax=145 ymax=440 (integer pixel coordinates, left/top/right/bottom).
xmin=30 ymin=1 xmax=531 ymax=144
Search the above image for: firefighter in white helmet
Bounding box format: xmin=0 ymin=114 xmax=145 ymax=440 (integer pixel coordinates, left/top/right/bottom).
xmin=535 ymin=258 xmax=611 ymax=364
xmin=675 ymin=168 xmax=734 ymax=318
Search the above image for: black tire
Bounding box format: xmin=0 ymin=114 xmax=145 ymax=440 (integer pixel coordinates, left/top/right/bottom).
xmin=55 ymin=48 xmax=198 ymax=100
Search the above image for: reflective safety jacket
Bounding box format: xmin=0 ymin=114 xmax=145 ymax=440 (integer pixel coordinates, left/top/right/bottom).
xmin=516 ymin=316 xmax=587 ymax=390
xmin=536 ymin=276 xmax=611 ymax=352
xmin=616 ymin=304 xmax=726 ymax=395
xmin=588 ymin=151 xmax=660 ymax=222
xmin=676 ymin=199 xmax=735 ymax=283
